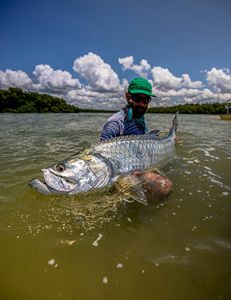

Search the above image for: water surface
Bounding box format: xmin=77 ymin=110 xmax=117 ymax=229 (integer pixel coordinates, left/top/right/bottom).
xmin=0 ymin=113 xmax=231 ymax=300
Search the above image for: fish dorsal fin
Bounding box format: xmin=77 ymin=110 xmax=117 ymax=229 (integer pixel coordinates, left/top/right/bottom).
xmin=113 ymin=175 xmax=148 ymax=206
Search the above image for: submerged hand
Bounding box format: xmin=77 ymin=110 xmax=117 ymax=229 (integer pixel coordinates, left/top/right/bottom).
xmin=131 ymin=171 xmax=173 ymax=205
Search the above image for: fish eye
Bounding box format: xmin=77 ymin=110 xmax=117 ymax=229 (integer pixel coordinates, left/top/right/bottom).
xmin=56 ymin=163 xmax=65 ymax=172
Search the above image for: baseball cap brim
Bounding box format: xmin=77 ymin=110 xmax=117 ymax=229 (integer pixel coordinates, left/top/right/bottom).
xmin=129 ymin=89 xmax=157 ymax=97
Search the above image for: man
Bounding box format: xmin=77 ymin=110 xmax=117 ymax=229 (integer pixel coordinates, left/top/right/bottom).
xmin=100 ymin=77 xmax=173 ymax=205
xmin=100 ymin=77 xmax=154 ymax=141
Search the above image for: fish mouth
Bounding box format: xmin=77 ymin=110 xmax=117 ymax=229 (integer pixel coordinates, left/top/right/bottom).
xmin=29 ymin=178 xmax=57 ymax=195
xmin=29 ymin=169 xmax=78 ymax=195
xmin=42 ymin=169 xmax=78 ymax=193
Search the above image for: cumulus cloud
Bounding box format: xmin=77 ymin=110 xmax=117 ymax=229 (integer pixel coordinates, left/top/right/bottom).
xmin=118 ymin=56 xmax=151 ymax=78
xmin=1 ymin=52 xmax=231 ymax=109
xmin=151 ymin=66 xmax=203 ymax=91
xmin=205 ymin=67 xmax=231 ymax=93
xmin=148 ymin=66 xmax=231 ymax=106
xmin=151 ymin=67 xmax=181 ymax=91
xmin=0 ymin=69 xmax=32 ymax=89
xmin=0 ymin=65 xmax=81 ymax=98
xmin=154 ymin=85 xmax=231 ymax=107
xmin=33 ymin=64 xmax=81 ymax=92
xmin=181 ymin=74 xmax=203 ymax=89
xmin=73 ymin=52 xmax=121 ymax=92
xmin=66 ymin=88 xmax=125 ymax=110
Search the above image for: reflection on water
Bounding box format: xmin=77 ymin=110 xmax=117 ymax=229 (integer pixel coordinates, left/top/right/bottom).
xmin=0 ymin=113 xmax=231 ymax=300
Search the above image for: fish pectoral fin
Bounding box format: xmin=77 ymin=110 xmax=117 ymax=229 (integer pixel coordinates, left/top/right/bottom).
xmin=113 ymin=175 xmax=148 ymax=206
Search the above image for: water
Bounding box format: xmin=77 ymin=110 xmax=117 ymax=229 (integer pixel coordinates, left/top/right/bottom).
xmin=0 ymin=113 xmax=231 ymax=300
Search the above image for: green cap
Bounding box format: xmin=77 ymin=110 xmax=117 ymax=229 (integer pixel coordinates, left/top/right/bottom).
xmin=128 ymin=77 xmax=156 ymax=97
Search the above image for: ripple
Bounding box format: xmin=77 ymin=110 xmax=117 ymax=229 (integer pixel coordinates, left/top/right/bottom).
xmin=216 ymin=240 xmax=231 ymax=250
xmin=147 ymin=254 xmax=190 ymax=266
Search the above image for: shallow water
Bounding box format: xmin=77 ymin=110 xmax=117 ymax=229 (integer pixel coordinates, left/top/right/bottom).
xmin=0 ymin=113 xmax=231 ymax=300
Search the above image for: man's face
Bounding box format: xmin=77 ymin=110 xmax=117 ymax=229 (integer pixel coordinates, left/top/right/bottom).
xmin=126 ymin=93 xmax=151 ymax=118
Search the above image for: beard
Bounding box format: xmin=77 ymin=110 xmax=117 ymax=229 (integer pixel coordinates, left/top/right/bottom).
xmin=132 ymin=106 xmax=147 ymax=118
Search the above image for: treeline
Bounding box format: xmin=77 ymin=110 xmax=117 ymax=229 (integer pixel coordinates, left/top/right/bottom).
xmin=0 ymin=87 xmax=229 ymax=114
xmin=0 ymin=88 xmax=80 ymax=113
xmin=148 ymin=102 xmax=227 ymax=114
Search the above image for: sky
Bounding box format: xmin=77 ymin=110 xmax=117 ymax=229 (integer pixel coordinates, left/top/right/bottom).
xmin=0 ymin=0 xmax=231 ymax=109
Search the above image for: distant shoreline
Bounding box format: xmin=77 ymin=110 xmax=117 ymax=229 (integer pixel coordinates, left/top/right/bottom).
xmin=1 ymin=109 xmax=229 ymax=115
xmin=0 ymin=87 xmax=229 ymax=115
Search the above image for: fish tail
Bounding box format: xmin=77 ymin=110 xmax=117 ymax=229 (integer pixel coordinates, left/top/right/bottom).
xmin=168 ymin=112 xmax=178 ymax=136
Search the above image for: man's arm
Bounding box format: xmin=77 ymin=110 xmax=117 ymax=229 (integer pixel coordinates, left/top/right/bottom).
xmin=100 ymin=121 xmax=121 ymax=141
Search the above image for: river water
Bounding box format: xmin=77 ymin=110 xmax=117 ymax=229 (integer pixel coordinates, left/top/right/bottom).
xmin=0 ymin=113 xmax=231 ymax=300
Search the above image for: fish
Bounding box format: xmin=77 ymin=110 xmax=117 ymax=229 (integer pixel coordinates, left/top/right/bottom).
xmin=29 ymin=112 xmax=178 ymax=203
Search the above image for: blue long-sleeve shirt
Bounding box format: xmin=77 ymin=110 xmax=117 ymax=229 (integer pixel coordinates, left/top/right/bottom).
xmin=100 ymin=109 xmax=147 ymax=141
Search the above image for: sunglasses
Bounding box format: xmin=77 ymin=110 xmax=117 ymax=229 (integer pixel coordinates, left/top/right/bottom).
xmin=131 ymin=94 xmax=151 ymax=104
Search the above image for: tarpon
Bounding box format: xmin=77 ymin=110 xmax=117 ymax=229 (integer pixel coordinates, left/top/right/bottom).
xmin=29 ymin=113 xmax=178 ymax=203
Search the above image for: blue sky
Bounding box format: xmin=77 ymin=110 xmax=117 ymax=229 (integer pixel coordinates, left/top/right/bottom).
xmin=0 ymin=0 xmax=231 ymax=109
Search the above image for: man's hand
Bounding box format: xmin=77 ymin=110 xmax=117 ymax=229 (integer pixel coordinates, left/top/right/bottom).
xmin=130 ymin=170 xmax=173 ymax=205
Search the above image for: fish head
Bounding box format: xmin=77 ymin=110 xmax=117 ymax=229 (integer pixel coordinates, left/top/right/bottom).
xmin=29 ymin=154 xmax=111 ymax=195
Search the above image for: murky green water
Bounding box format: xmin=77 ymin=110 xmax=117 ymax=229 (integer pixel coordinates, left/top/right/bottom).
xmin=0 ymin=113 xmax=231 ymax=300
